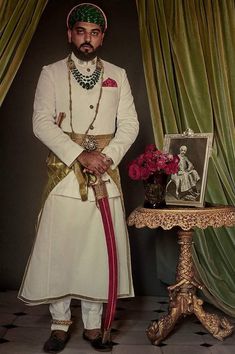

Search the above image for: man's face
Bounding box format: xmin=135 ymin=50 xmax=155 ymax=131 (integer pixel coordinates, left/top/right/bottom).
xmin=180 ymin=146 xmax=187 ymax=155
xmin=68 ymin=21 xmax=104 ymax=60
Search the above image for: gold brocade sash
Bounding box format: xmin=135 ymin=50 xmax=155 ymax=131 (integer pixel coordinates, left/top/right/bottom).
xmin=42 ymin=133 xmax=122 ymax=205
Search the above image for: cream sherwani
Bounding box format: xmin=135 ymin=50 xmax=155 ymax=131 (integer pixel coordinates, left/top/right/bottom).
xmin=18 ymin=53 xmax=139 ymax=305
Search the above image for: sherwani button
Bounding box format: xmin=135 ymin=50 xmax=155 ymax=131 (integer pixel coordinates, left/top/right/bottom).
xmin=90 ymin=105 xmax=94 ymax=109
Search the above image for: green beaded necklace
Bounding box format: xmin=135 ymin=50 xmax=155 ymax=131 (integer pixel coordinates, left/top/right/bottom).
xmin=67 ymin=54 xmax=103 ymax=90
xmin=67 ymin=55 xmax=104 ymax=151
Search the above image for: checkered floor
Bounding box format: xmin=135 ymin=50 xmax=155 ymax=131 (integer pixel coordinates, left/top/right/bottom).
xmin=0 ymin=290 xmax=234 ymax=353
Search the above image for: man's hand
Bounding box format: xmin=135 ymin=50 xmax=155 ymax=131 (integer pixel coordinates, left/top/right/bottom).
xmin=77 ymin=151 xmax=112 ymax=176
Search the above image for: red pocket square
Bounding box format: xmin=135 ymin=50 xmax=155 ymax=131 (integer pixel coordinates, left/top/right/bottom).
xmin=102 ymin=78 xmax=118 ymax=87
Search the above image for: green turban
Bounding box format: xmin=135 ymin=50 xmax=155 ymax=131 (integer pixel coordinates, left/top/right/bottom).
xmin=67 ymin=3 xmax=107 ymax=32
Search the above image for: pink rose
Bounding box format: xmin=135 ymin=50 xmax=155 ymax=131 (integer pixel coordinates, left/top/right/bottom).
xmin=145 ymin=144 xmax=156 ymax=152
xmin=156 ymin=158 xmax=166 ymax=170
xmin=128 ymin=163 xmax=141 ymax=180
xmin=144 ymin=151 xmax=154 ymax=161
xmin=137 ymin=154 xmax=145 ymax=166
xmin=146 ymin=160 xmax=156 ymax=172
xmin=140 ymin=167 xmax=150 ymax=180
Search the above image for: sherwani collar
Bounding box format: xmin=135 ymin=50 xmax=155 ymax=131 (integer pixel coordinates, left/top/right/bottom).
xmin=71 ymin=52 xmax=97 ymax=68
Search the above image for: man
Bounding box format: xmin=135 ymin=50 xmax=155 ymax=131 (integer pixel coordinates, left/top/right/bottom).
xmin=171 ymin=145 xmax=200 ymax=199
xmin=18 ymin=3 xmax=139 ymax=353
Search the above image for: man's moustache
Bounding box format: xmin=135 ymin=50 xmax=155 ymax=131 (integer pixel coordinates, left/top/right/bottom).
xmin=80 ymin=43 xmax=93 ymax=49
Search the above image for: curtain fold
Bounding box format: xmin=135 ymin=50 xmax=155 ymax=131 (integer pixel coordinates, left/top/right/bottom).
xmin=0 ymin=0 xmax=48 ymax=106
xmin=136 ymin=0 xmax=235 ymax=316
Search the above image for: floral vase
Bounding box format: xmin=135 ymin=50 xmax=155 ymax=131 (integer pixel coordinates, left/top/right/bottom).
xmin=143 ymin=172 xmax=168 ymax=209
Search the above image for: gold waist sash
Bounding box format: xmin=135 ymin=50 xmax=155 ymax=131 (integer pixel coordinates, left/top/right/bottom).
xmin=42 ymin=132 xmax=122 ymax=204
xmin=70 ymin=132 xmax=114 ymax=152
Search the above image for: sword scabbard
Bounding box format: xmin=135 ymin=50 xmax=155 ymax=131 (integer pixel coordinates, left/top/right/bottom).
xmin=102 ymin=329 xmax=111 ymax=344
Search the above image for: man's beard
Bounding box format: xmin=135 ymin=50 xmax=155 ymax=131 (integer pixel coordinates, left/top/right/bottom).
xmin=70 ymin=42 xmax=102 ymax=61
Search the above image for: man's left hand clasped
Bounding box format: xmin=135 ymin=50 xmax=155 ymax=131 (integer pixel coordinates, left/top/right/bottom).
xmin=77 ymin=151 xmax=112 ymax=175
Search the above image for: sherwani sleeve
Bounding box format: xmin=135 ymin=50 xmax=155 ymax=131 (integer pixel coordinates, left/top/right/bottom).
xmin=102 ymin=69 xmax=139 ymax=169
xmin=32 ymin=66 xmax=84 ymax=167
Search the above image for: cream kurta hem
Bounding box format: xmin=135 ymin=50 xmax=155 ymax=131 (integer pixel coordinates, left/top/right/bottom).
xmin=18 ymin=175 xmax=134 ymax=304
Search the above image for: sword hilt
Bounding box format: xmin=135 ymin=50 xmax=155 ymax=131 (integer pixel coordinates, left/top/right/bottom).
xmin=88 ymin=175 xmax=110 ymax=201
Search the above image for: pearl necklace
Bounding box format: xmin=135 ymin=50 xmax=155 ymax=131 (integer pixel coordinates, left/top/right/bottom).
xmin=67 ymin=55 xmax=103 ymax=90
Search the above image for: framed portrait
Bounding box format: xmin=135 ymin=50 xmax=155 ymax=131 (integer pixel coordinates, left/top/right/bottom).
xmin=163 ymin=131 xmax=213 ymax=207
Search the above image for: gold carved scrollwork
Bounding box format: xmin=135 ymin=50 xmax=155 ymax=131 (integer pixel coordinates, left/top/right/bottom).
xmin=128 ymin=205 xmax=235 ymax=231
xmin=127 ymin=205 xmax=235 ymax=345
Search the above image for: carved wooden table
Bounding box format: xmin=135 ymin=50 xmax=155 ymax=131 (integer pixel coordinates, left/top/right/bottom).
xmin=127 ymin=204 xmax=235 ymax=345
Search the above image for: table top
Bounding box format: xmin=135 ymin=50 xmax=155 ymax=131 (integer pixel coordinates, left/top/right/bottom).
xmin=127 ymin=204 xmax=235 ymax=231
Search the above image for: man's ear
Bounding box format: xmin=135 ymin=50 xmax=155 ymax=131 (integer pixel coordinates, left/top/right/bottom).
xmin=67 ymin=29 xmax=72 ymax=43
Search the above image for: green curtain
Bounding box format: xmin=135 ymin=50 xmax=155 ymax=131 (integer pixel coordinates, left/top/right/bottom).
xmin=136 ymin=0 xmax=235 ymax=316
xmin=0 ymin=0 xmax=48 ymax=106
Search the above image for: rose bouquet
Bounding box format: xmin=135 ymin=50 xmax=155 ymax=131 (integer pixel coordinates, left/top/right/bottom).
xmin=128 ymin=144 xmax=179 ymax=181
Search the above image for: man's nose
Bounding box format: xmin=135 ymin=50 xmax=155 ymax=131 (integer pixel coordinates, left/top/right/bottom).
xmin=84 ymin=32 xmax=91 ymax=42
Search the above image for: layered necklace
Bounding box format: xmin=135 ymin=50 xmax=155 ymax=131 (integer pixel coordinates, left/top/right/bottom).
xmin=67 ymin=54 xmax=104 ymax=151
xmin=67 ymin=55 xmax=103 ymax=90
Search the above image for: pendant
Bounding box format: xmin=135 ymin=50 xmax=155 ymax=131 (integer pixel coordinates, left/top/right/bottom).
xmin=82 ymin=136 xmax=97 ymax=151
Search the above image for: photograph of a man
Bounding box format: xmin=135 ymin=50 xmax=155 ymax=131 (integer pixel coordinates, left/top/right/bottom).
xmin=164 ymin=133 xmax=213 ymax=207
xmin=171 ymin=145 xmax=200 ymax=200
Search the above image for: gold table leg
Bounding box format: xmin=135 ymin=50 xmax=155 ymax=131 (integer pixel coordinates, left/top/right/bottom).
xmin=146 ymin=229 xmax=234 ymax=345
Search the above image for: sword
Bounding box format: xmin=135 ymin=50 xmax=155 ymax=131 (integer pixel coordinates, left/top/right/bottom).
xmin=55 ymin=112 xmax=118 ymax=343
xmin=89 ymin=174 xmax=118 ymax=344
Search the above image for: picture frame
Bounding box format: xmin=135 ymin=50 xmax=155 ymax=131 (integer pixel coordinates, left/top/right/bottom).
xmin=163 ymin=130 xmax=213 ymax=207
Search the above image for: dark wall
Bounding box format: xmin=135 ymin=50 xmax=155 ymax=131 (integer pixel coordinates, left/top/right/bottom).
xmin=0 ymin=0 xmax=177 ymax=296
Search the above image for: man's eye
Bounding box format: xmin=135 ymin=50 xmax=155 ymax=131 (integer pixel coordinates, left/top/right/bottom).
xmin=77 ymin=29 xmax=84 ymax=34
xmin=91 ymin=31 xmax=99 ymax=36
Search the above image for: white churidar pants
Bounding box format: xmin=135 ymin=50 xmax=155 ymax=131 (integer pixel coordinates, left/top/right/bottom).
xmin=50 ymin=298 xmax=103 ymax=332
